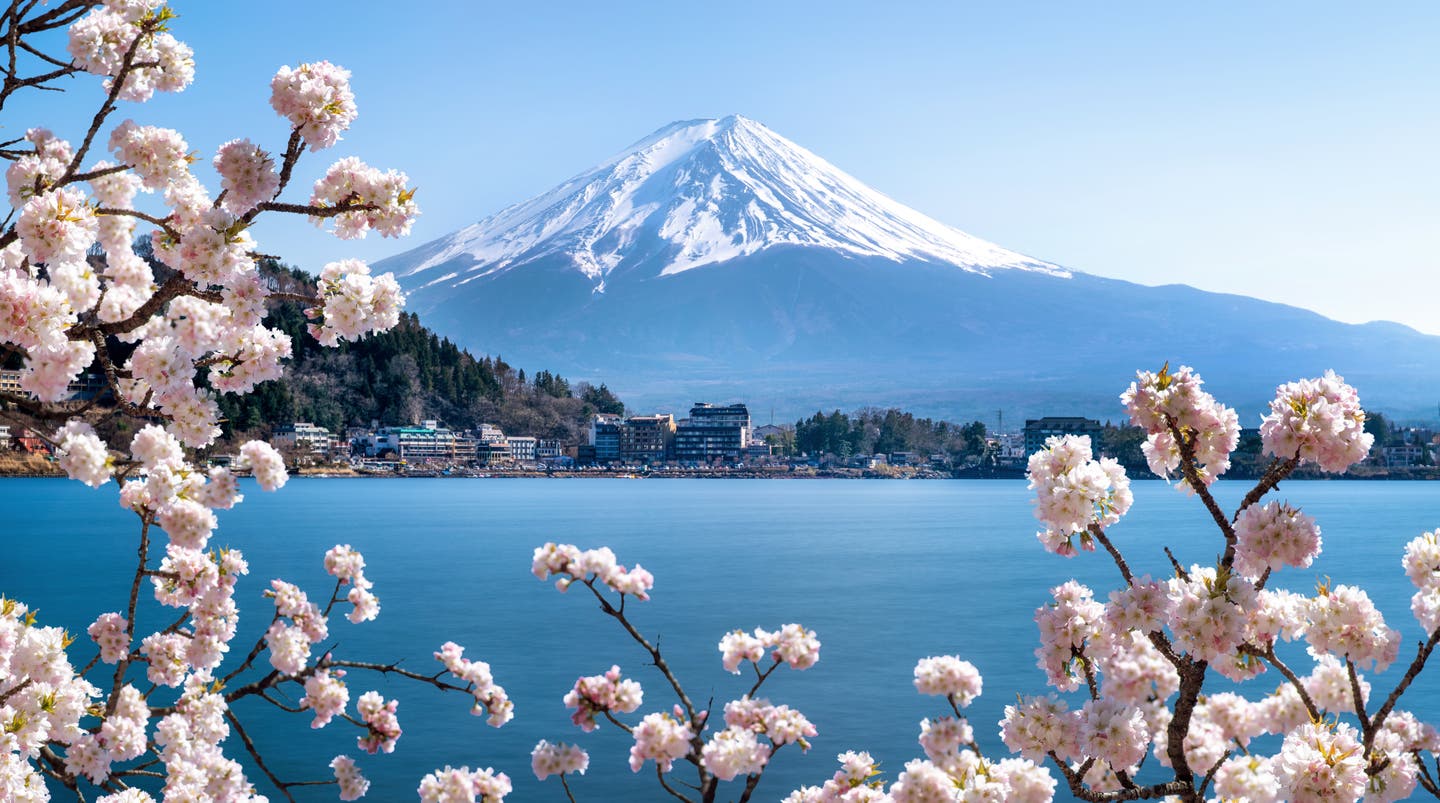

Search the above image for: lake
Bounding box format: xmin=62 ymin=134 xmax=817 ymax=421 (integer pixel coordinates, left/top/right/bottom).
xmin=4 ymin=477 xmax=1440 ymax=801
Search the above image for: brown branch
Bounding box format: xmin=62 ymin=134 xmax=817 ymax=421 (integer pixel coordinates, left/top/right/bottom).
xmin=108 ymin=514 xmax=152 ymax=715
xmin=60 ymin=18 xmax=149 ymax=184
xmin=1163 ymin=547 xmax=1188 ymax=579
xmin=1089 ymin=523 xmax=1135 ymax=585
xmin=602 ymin=709 xmax=635 ymax=735
xmin=1345 ymin=656 xmax=1372 ymax=739
xmin=582 ymin=579 xmax=700 ymax=723
xmin=256 ymin=200 xmax=379 ymax=218
xmin=224 ymin=709 xmax=298 ymax=803
xmin=655 ymin=763 xmax=694 ymax=803
xmin=1232 ymin=456 xmax=1300 ymax=521
xmin=745 ymin=657 xmax=781 ymax=699
xmin=94 ymin=206 xmax=178 ymax=236
xmin=70 ymin=163 xmax=131 ymax=183
xmin=558 ymin=773 xmax=578 ymax=803
xmin=1369 ymin=628 xmax=1440 ymax=742
xmin=1242 ymin=643 xmax=1320 ymax=721
xmin=0 ymin=677 xmax=32 ymax=704
xmin=1165 ymin=416 xmax=1236 ymax=566
xmin=1049 ymin=747 xmax=1195 ymax=801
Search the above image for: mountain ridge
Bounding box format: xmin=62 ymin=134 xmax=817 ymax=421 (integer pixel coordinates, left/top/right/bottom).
xmin=376 ymin=116 xmax=1440 ymax=423
xmin=395 ymin=114 xmax=1066 ymax=295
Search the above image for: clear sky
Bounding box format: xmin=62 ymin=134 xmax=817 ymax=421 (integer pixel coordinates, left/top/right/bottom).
xmin=15 ymin=1 xmax=1439 ymax=333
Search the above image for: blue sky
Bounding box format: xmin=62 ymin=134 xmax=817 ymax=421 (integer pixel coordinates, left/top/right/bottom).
xmin=15 ymin=2 xmax=1439 ymax=332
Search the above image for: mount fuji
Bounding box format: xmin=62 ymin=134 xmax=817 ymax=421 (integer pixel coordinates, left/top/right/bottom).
xmin=378 ymin=115 xmax=1440 ymax=422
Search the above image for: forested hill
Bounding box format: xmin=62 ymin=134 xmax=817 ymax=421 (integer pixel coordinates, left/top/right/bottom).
xmin=215 ymin=264 xmax=625 ymax=444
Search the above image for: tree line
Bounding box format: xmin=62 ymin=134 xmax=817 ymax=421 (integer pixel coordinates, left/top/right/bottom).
xmin=788 ymin=408 xmax=989 ymax=461
xmin=212 ymin=262 xmax=626 ymax=445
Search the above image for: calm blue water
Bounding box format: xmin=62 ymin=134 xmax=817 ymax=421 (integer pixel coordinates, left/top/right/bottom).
xmin=4 ymin=478 xmax=1440 ymax=801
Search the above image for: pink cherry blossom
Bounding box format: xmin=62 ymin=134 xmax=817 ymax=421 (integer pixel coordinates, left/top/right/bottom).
xmin=1261 ymin=371 xmax=1374 ymax=472
xmin=913 ymin=655 xmax=982 ymax=704
xmin=531 ymin=740 xmax=589 ymax=780
xmin=331 ymin=754 xmax=370 ymax=800
xmin=270 ymin=61 xmax=357 ymax=149
xmin=628 ymin=712 xmax=694 ymax=773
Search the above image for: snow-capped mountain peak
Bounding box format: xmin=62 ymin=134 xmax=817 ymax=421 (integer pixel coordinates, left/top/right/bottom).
xmin=394 ymin=115 xmax=1067 ymax=291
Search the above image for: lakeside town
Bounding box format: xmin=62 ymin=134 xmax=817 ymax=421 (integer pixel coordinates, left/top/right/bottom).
xmin=3 ymin=371 xmax=1440 ymax=480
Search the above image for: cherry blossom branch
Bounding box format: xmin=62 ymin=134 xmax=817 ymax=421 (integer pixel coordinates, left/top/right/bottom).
xmin=1049 ymin=747 xmax=1194 ymax=802
xmin=59 ymin=16 xmax=149 ymax=183
xmin=1345 ymin=656 xmax=1373 ymax=738
xmin=582 ymin=579 xmax=700 ymax=722
xmin=736 ymin=767 xmax=765 ymax=803
xmin=655 ymin=763 xmax=694 ymax=803
xmin=320 ymin=577 xmax=345 ymax=618
xmin=745 ymin=657 xmax=781 ymax=698
xmin=67 ymin=162 xmax=130 ymax=182
xmin=1164 ymin=658 xmax=1206 ymax=794
xmin=1165 ymin=417 xmax=1236 ymax=564
xmin=1088 ymin=522 xmax=1135 ymax=585
xmin=225 ymin=709 xmax=300 ymax=803
xmin=109 ymin=514 xmax=153 ymax=714
xmin=325 ymin=657 xmax=472 ymax=694
xmin=1233 ymin=456 xmax=1300 ymax=521
xmin=1196 ymin=751 xmax=1231 ymax=800
xmin=1369 ymin=628 xmax=1440 ymax=743
xmin=558 ymin=773 xmax=578 ymax=803
xmin=218 ymin=614 xmax=281 ymax=686
xmin=1163 ymin=547 xmax=1188 ymax=579
xmin=1414 ymin=752 xmax=1439 ymax=797
xmin=268 ymin=128 xmax=305 ymax=203
xmin=602 ymin=709 xmax=634 ymax=735
xmin=94 ymin=206 xmax=180 ymax=238
xmin=1242 ymin=643 xmax=1320 ymax=721
xmin=0 ymin=676 xmax=32 ymax=704
xmin=256 ymin=200 xmax=379 ymax=218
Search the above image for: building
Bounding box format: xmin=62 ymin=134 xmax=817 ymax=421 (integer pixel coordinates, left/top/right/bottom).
xmin=476 ymin=423 xmax=505 ymax=443
xmin=537 ymin=439 xmax=565 ymax=461
xmin=364 ymin=423 xmax=468 ymax=462
xmin=477 ymin=439 xmax=512 ymax=464
xmin=508 ymin=436 xmax=538 ymax=463
xmin=674 ymin=403 xmax=750 ymax=463
xmin=1382 ymin=444 xmax=1428 ymax=468
xmin=0 ymin=369 xmax=105 ymax=400
xmin=620 ymin=414 xmax=675 ymax=463
xmin=1023 ymin=417 xmax=1103 ymax=457
xmin=16 ymin=428 xmax=49 ymax=454
xmin=0 ymin=424 xmax=10 ymax=449
xmin=272 ymin=422 xmax=334 ymax=454
xmin=992 ymin=433 xmax=1026 ymax=461
xmin=589 ymin=414 xmax=622 ymax=463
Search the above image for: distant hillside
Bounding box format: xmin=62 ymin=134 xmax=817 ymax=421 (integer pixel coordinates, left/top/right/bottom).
xmin=214 ymin=264 xmax=625 ymax=445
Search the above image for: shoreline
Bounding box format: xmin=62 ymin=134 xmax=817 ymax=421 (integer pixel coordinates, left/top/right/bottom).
xmin=5 ymin=466 xmax=1439 ymax=481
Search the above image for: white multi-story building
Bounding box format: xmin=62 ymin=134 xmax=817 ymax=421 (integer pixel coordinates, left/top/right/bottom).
xmin=364 ymin=424 xmax=466 ymax=462
xmin=508 ymin=436 xmax=538 ymax=463
xmin=537 ymin=439 xmax=564 ymax=460
xmin=273 ymin=422 xmax=334 ymax=454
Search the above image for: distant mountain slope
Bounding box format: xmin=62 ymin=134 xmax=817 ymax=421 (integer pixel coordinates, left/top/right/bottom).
xmin=377 ymin=117 xmax=1440 ymax=422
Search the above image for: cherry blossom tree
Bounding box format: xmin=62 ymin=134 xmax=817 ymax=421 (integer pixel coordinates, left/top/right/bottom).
xmin=0 ymin=3 xmax=508 ymax=801
xmin=4 ymin=3 xmax=1440 ymax=803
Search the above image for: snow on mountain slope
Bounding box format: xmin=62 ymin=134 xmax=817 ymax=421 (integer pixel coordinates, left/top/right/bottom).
xmin=397 ymin=114 xmax=1067 ymax=291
